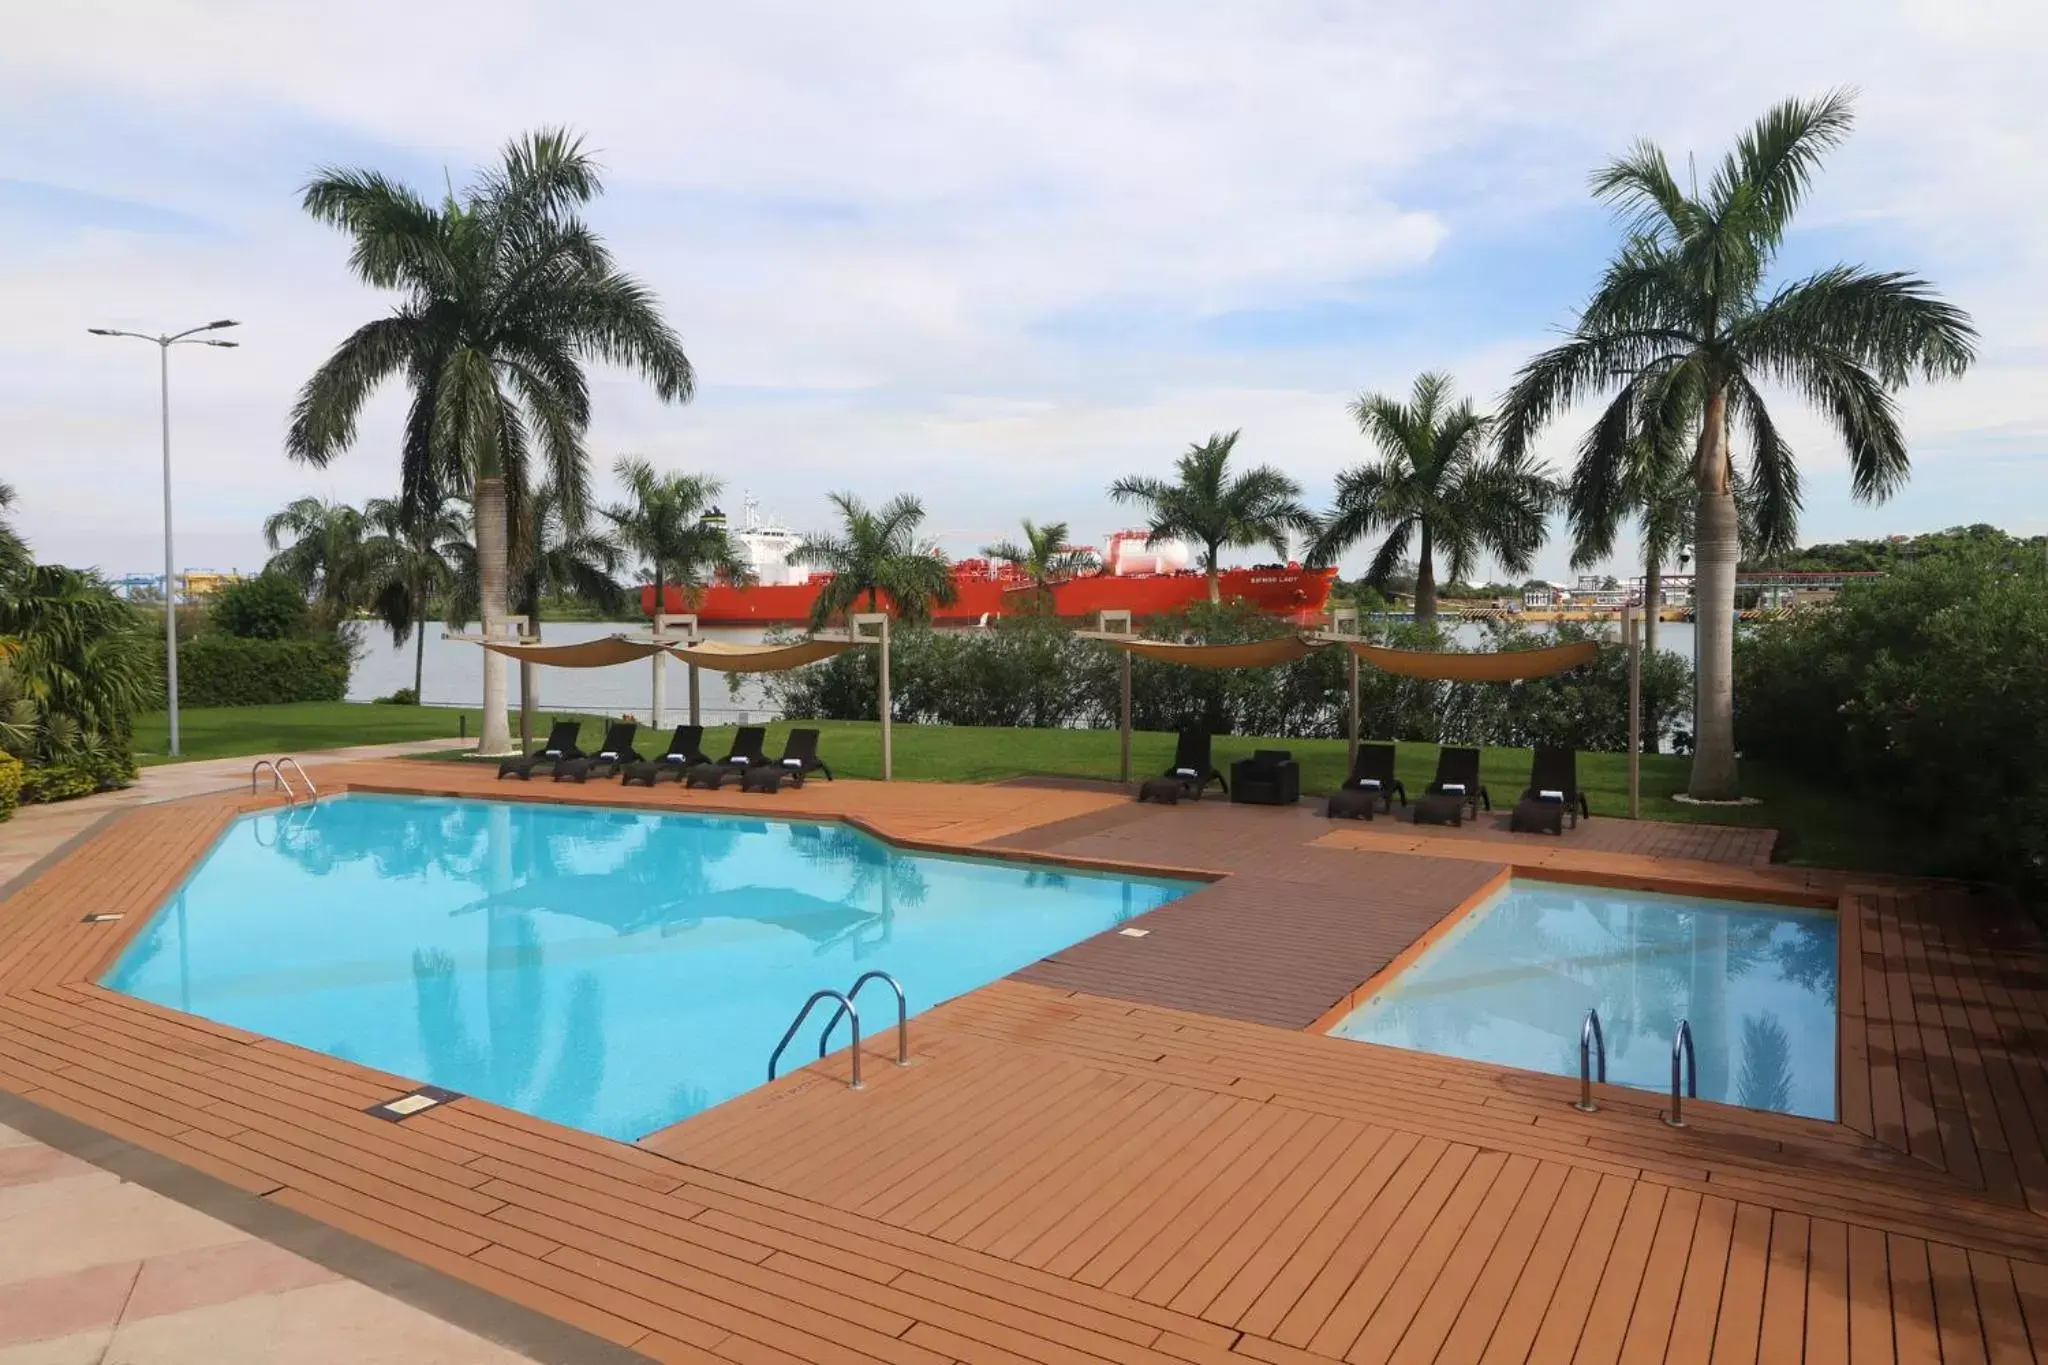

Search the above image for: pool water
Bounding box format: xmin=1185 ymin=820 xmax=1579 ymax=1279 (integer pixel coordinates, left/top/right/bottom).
xmin=104 ymin=794 xmax=1195 ymax=1140
xmin=1329 ymin=880 xmax=1838 ymax=1119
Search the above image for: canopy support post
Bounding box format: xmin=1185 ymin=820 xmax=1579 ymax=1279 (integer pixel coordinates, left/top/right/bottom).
xmin=1325 ymin=607 xmax=1362 ymax=767
xmin=1626 ymin=604 xmax=1642 ymax=820
xmin=1348 ymin=651 xmax=1360 ymax=767
xmin=689 ymin=665 xmax=701 ymax=728
xmin=1098 ymin=610 xmax=1134 ymax=785
xmin=653 ymin=613 xmax=698 ymax=732
xmin=852 ymin=613 xmax=892 ymax=781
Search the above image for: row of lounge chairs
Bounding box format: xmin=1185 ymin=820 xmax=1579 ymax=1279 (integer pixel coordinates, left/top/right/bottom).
xmin=1141 ymin=728 xmax=1591 ymax=833
xmin=497 ymin=721 xmax=833 ymax=791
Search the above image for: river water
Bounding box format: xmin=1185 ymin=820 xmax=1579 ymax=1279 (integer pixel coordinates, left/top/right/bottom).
xmin=349 ymin=620 xmax=1704 ymax=723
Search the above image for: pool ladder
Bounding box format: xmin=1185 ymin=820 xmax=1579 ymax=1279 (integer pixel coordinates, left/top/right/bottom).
xmin=768 ymin=971 xmax=910 ymax=1091
xmin=1570 ymin=1009 xmax=1699 ymax=1127
xmin=250 ymin=756 xmax=318 ymax=805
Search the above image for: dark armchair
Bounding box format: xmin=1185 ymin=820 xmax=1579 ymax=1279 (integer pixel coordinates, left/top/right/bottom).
xmin=1229 ymin=749 xmax=1300 ymax=806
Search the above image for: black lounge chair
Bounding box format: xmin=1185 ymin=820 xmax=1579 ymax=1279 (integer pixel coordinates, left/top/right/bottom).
xmin=497 ymin=720 xmax=583 ymax=779
xmin=649 ymin=725 xmax=712 ymax=783
xmin=721 ymin=725 xmax=770 ymax=770
xmin=1517 ymin=744 xmax=1590 ymax=828
xmin=1163 ymin=729 xmax=1227 ymax=796
xmin=558 ymin=721 xmax=640 ymax=781
xmin=1230 ymin=749 xmax=1299 ymax=806
xmin=775 ymin=727 xmax=833 ymax=781
xmin=1424 ymin=745 xmax=1490 ymax=820
xmin=1340 ymin=742 xmax=1407 ymax=812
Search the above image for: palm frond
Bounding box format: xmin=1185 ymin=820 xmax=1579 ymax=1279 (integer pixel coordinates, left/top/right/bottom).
xmin=1736 ymin=265 xmax=1977 ymax=385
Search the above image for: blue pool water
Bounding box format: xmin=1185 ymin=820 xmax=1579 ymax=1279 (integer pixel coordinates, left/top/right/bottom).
xmin=104 ymin=794 xmax=1195 ymax=1139
xmin=1330 ymin=880 xmax=1837 ymax=1119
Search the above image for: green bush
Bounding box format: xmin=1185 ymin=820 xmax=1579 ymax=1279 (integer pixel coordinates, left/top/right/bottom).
xmin=1736 ymin=552 xmax=2048 ymax=898
xmin=174 ymin=635 xmax=350 ymax=707
xmin=756 ymin=605 xmax=1691 ymax=754
xmin=20 ymin=762 xmax=97 ymax=804
xmin=209 ymin=572 xmax=312 ymax=640
xmin=0 ymin=752 xmax=21 ymax=821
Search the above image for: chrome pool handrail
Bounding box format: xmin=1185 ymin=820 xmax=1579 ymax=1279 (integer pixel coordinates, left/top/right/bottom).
xmin=819 ymin=971 xmax=908 ymax=1066
xmin=769 ymin=990 xmax=863 ymax=1089
xmin=275 ymin=756 xmax=317 ymax=798
xmin=1573 ymin=1008 xmax=1607 ymax=1113
xmin=1663 ymin=1020 xmax=1697 ymax=1128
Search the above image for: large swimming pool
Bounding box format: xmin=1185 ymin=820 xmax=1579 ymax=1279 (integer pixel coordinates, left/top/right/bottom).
xmin=1329 ymin=879 xmax=1838 ymax=1119
xmin=104 ymin=794 xmax=1196 ymax=1140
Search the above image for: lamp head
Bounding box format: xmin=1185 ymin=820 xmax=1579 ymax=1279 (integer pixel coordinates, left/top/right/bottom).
xmin=203 ymin=318 xmax=240 ymax=330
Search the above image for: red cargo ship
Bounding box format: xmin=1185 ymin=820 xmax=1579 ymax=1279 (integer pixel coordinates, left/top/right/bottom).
xmin=637 ymin=502 xmax=1336 ymax=626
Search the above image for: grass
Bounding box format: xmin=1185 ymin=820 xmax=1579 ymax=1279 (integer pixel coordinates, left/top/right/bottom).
xmin=135 ymin=703 xmax=1883 ymax=872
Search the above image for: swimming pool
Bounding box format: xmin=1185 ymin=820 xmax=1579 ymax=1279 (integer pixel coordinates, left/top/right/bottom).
xmin=103 ymin=794 xmax=1196 ymax=1140
xmin=1329 ymin=879 xmax=1837 ymax=1119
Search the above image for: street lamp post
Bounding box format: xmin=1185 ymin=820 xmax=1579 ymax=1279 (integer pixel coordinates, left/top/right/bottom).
xmin=87 ymin=320 xmax=240 ymax=757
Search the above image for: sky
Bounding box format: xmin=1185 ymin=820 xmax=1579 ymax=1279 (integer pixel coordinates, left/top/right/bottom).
xmin=4 ymin=0 xmax=2044 ymax=587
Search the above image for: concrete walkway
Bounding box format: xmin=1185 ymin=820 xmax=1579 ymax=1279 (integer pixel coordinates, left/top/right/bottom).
xmin=0 ymin=740 xmax=470 ymax=889
xmin=0 ymin=1120 xmax=535 ymax=1365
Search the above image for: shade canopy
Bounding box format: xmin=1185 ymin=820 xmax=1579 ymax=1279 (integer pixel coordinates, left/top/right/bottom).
xmin=665 ymin=639 xmax=858 ymax=673
xmin=1087 ymin=634 xmax=1320 ymax=670
xmin=1342 ymin=638 xmax=1598 ymax=682
xmin=478 ymin=635 xmax=671 ymax=668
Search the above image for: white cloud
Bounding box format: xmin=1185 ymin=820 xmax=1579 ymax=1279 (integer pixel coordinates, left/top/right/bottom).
xmin=3 ymin=0 xmax=2042 ymax=584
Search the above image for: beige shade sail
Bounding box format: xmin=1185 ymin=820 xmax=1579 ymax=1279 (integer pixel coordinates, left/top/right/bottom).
xmin=1089 ymin=634 xmax=1319 ymax=670
xmin=1344 ymin=638 xmax=1598 ymax=682
xmin=665 ymin=638 xmax=858 ymax=673
xmin=477 ymin=636 xmax=672 ymax=668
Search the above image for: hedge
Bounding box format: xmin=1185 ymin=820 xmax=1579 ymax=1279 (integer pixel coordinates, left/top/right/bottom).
xmin=15 ymin=747 xmax=136 ymax=806
xmin=172 ymin=635 xmax=351 ymax=707
xmin=0 ymin=752 xmax=21 ymax=821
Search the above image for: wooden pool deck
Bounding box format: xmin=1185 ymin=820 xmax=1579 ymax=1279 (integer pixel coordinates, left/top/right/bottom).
xmin=1 ymin=759 xmax=2044 ymax=1363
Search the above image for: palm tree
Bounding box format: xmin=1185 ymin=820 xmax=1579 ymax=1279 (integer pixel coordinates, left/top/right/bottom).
xmin=1307 ymin=373 xmax=1553 ymax=625
xmin=1109 ymin=431 xmax=1313 ymax=604
xmin=0 ymin=482 xmax=27 ymax=585
xmin=1495 ymin=92 xmax=1974 ymax=798
xmin=599 ymin=457 xmax=752 ymax=619
xmin=446 ymin=484 xmax=627 ymax=745
xmin=793 ymin=493 xmax=956 ymax=628
xmin=364 ymin=496 xmax=464 ymax=702
xmin=262 ymin=496 xmax=376 ymax=626
xmin=982 ymin=519 xmax=1097 ymax=614
xmin=0 ymin=565 xmax=160 ymax=764
xmin=287 ymin=129 xmax=694 ymax=755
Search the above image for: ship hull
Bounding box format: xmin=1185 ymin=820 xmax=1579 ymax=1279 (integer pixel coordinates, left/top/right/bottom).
xmin=645 ymin=566 xmax=1337 ymax=626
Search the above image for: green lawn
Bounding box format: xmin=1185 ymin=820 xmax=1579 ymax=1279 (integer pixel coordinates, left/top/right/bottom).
xmin=136 ymin=703 xmax=1883 ymax=873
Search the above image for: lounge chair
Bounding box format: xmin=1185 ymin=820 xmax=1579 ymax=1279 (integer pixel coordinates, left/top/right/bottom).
xmin=557 ymin=721 xmax=641 ymax=781
xmin=1423 ymin=745 xmax=1491 ymax=820
xmin=775 ymin=727 xmax=833 ymax=781
xmin=721 ymin=725 xmax=770 ymax=770
xmin=1516 ymin=744 xmax=1591 ymax=828
xmin=1340 ymin=742 xmax=1407 ymax=812
xmin=1163 ymin=729 xmax=1227 ymax=796
xmin=649 ymin=725 xmax=712 ymax=783
xmin=497 ymin=720 xmax=583 ymax=779
xmin=1230 ymin=749 xmax=1299 ymax=806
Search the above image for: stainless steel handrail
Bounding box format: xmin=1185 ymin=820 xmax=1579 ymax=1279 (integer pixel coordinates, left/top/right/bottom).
xmin=819 ymin=971 xmax=908 ymax=1066
xmin=275 ymin=757 xmax=317 ymax=798
xmin=1663 ymin=1020 xmax=1697 ymax=1128
xmin=769 ymin=990 xmax=863 ymax=1089
xmin=249 ymin=759 xmax=281 ymax=797
xmin=1573 ymin=1008 xmax=1607 ymax=1113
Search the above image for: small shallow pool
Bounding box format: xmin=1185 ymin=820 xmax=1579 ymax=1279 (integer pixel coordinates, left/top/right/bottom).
xmin=103 ymin=794 xmax=1196 ymax=1139
xmin=1329 ymin=879 xmax=1837 ymax=1119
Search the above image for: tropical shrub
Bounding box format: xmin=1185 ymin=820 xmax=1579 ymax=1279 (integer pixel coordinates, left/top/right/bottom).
xmin=0 ymin=565 xmax=156 ymax=784
xmin=1735 ymin=552 xmax=2048 ymax=897
xmin=209 ymin=572 xmax=313 ymax=640
xmin=0 ymin=751 xmax=21 ymax=821
xmin=174 ymin=635 xmax=350 ymax=707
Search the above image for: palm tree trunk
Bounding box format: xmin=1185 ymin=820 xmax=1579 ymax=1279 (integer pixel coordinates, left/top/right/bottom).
xmin=1206 ymin=546 xmax=1220 ymax=604
xmin=1642 ymin=554 xmax=1661 ymax=754
xmin=475 ymin=477 xmax=514 ymax=755
xmin=1414 ymin=524 xmax=1437 ymax=625
xmin=412 ymin=614 xmax=426 ymax=702
xmin=1689 ymin=389 xmax=1740 ymax=799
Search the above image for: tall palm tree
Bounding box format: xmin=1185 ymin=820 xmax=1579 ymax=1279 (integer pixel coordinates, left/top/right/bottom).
xmin=1308 ymin=373 xmax=1553 ymax=625
xmin=982 ymin=519 xmax=1097 ymax=614
xmin=446 ymin=484 xmax=626 ymax=745
xmin=287 ymin=129 xmax=694 ymax=755
xmin=0 ymin=482 xmax=27 ymax=585
xmin=262 ymin=496 xmax=376 ymax=626
xmin=793 ymin=493 xmax=956 ymax=628
xmin=364 ymin=496 xmax=464 ymax=702
xmin=599 ymin=457 xmax=752 ymax=619
xmin=1109 ymin=431 xmax=1313 ymax=604
xmin=1495 ymin=92 xmax=1974 ymax=798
